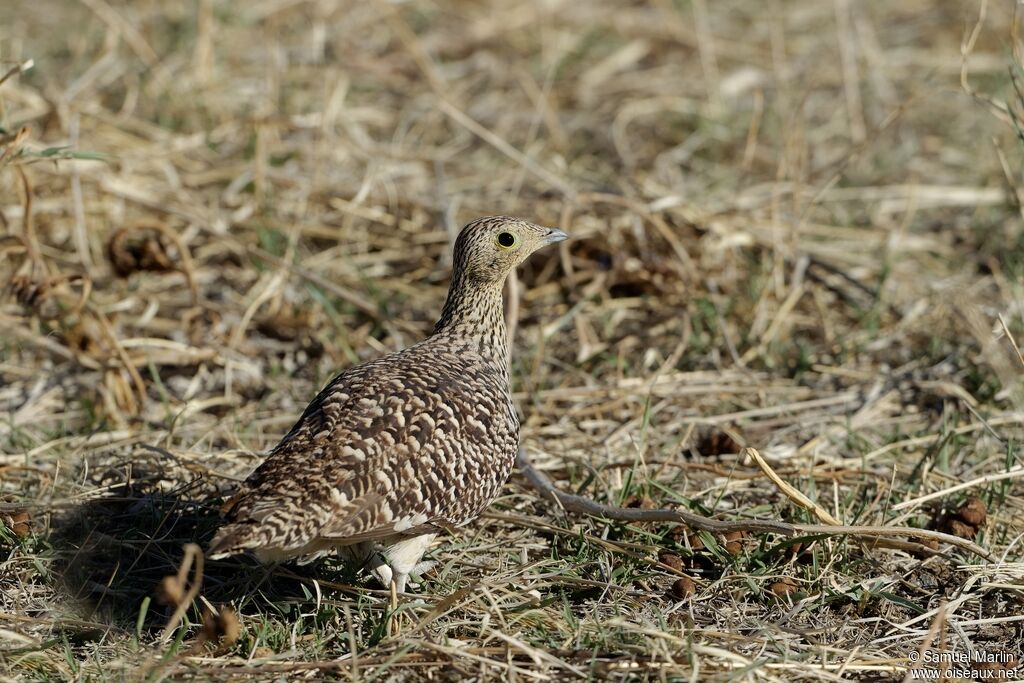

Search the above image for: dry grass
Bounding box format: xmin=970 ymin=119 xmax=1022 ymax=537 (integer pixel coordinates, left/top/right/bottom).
xmin=2 ymin=0 xmax=1024 ymax=680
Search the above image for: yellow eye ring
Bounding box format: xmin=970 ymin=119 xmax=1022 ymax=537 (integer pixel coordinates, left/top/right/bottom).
xmin=495 ymin=231 xmax=519 ymax=249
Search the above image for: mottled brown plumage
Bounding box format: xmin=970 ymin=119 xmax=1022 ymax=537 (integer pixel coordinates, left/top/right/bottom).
xmin=208 ymin=217 xmax=567 ymax=591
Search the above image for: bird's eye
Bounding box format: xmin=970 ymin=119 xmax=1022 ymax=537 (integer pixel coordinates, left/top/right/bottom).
xmin=496 ymin=231 xmax=518 ymax=249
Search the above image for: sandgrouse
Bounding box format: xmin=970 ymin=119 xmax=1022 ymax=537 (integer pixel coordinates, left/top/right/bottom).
xmin=208 ymin=217 xmax=567 ymax=592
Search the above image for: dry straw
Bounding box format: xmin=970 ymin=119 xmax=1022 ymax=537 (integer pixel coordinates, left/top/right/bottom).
xmin=2 ymin=0 xmax=1024 ymax=680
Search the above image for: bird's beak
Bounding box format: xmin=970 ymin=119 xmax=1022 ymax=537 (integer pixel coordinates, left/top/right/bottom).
xmin=544 ymin=228 xmax=569 ymax=244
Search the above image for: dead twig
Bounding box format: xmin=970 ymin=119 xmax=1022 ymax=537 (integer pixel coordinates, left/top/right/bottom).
xmin=516 ymin=448 xmax=994 ymax=561
xmin=158 ymin=543 xmax=205 ymax=644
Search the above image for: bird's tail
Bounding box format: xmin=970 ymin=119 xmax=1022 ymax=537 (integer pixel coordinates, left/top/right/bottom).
xmin=206 ymin=524 xmax=255 ymax=560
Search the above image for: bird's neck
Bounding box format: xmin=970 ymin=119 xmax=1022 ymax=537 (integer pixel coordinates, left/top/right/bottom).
xmin=432 ymin=273 xmax=510 ymax=372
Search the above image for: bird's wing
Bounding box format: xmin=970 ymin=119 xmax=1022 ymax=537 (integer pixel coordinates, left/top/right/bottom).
xmin=211 ymin=349 xmax=476 ymax=557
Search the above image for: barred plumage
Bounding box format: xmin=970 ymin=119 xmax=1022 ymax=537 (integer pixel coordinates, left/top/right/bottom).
xmin=208 ymin=217 xmax=567 ymax=592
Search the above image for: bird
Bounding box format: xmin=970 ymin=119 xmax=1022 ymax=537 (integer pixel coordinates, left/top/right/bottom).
xmin=208 ymin=216 xmax=567 ymax=593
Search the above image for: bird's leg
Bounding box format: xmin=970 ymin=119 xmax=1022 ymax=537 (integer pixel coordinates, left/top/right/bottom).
xmin=388 ymin=577 xmax=399 ymax=635
xmin=383 ymin=536 xmax=433 ymax=635
xmin=367 ymin=556 xmax=404 ymax=634
xmin=380 ymin=533 xmax=436 ymax=593
xmin=389 ymin=571 xmax=410 ymax=634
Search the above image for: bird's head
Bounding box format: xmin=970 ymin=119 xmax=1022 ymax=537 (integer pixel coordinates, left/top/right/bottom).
xmin=452 ymin=216 xmax=568 ymax=284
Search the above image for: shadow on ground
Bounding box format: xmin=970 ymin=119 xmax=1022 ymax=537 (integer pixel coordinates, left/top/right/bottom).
xmin=47 ymin=449 xmax=361 ymax=632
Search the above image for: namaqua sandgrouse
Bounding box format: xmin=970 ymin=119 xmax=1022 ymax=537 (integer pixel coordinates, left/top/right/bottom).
xmin=208 ymin=217 xmax=567 ymax=592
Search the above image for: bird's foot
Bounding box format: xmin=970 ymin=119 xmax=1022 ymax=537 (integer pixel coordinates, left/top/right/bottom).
xmin=411 ymin=559 xmax=436 ymax=576
xmin=405 ymin=560 xmax=436 ymax=589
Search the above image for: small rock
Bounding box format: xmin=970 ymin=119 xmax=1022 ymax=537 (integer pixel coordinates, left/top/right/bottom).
xmin=4 ymin=510 xmax=30 ymax=539
xmin=724 ymin=530 xmax=745 ymax=557
xmin=956 ymin=497 xmax=987 ymax=527
xmin=944 ymin=519 xmax=977 ymax=540
xmin=670 ymin=577 xmax=696 ymax=600
xmin=658 ymin=552 xmax=684 ymax=572
xmin=769 ymin=578 xmax=799 ymax=598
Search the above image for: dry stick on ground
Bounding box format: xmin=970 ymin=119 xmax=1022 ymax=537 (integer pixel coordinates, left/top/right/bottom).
xmin=745 ymin=446 xmax=942 ymax=557
xmin=159 ymin=543 xmax=205 ymax=644
xmin=516 ymin=448 xmax=994 ymax=561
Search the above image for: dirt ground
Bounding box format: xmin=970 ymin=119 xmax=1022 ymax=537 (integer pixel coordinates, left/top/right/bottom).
xmin=1 ymin=0 xmax=1023 ymax=680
